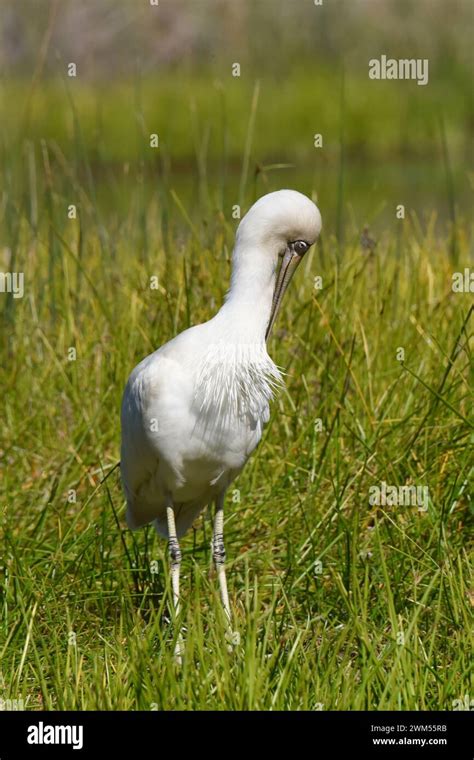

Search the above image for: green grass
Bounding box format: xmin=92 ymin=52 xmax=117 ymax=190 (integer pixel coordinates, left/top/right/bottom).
xmin=0 ymin=65 xmax=472 ymax=710
xmin=0 ymin=31 xmax=474 ymax=710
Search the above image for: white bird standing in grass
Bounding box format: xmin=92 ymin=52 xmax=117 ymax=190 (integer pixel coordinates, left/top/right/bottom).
xmin=120 ymin=189 xmax=322 ymax=647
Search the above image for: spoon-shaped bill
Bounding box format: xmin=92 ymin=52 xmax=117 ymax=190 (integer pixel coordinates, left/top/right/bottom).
xmin=265 ymin=248 xmax=304 ymax=341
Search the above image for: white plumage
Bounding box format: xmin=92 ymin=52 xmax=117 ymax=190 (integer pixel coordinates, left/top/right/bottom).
xmin=120 ymin=189 xmax=322 ymax=645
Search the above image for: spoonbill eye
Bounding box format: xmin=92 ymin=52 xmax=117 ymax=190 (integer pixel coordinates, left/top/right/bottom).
xmin=293 ymin=240 xmax=309 ymax=255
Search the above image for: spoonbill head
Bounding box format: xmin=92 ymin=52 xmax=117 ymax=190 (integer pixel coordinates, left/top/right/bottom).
xmin=120 ymin=189 xmax=322 ymax=652
xmin=230 ymin=190 xmax=322 ymax=338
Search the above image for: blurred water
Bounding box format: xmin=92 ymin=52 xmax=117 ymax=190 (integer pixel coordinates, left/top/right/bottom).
xmin=92 ymin=159 xmax=470 ymax=240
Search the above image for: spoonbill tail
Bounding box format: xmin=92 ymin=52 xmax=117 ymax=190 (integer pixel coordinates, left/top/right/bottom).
xmin=120 ymin=189 xmax=322 ymax=646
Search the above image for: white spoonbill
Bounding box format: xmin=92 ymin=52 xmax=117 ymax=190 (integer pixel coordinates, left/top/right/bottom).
xmin=120 ymin=189 xmax=322 ymax=637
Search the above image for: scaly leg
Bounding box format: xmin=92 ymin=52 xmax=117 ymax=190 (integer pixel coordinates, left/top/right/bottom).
xmin=166 ymin=503 xmax=183 ymax=662
xmin=212 ymin=492 xmax=240 ymax=647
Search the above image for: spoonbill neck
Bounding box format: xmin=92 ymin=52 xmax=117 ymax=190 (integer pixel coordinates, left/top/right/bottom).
xmin=218 ymin=244 xmax=276 ymax=343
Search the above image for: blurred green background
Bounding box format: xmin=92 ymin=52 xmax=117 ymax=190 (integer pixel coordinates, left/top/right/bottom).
xmin=0 ymin=0 xmax=472 ymax=711
xmin=1 ymin=0 xmax=472 ymax=238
